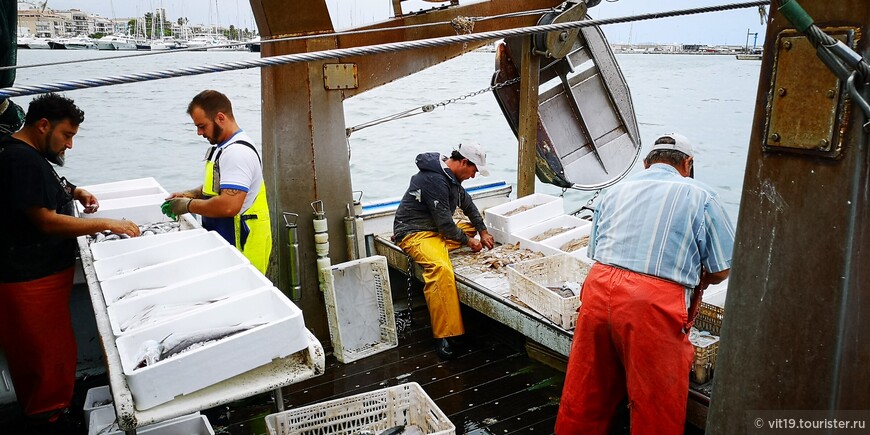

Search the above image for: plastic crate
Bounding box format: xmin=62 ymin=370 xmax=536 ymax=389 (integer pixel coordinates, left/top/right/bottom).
xmin=321 ymin=256 xmax=398 ymax=364
xmin=506 ymin=254 xmax=590 ymax=330
xmin=83 ymin=385 xmax=112 ymax=427
xmin=264 ymin=382 xmax=455 ymax=435
xmin=690 ymin=334 xmax=720 ymax=384
xmin=695 ymin=302 xmax=724 ymax=335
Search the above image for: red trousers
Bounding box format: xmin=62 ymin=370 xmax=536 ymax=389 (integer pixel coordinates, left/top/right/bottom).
xmin=0 ymin=267 xmax=77 ymax=416
xmin=555 ymin=263 xmax=694 ymax=435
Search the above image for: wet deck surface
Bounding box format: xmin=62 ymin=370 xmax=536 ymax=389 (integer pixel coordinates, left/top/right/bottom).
xmin=208 ymin=305 xmax=567 ymax=434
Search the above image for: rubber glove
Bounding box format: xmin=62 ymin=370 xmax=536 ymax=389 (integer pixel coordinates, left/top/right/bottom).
xmin=160 ymin=200 xmax=176 ymax=220
xmin=161 ymin=198 xmax=192 ymax=220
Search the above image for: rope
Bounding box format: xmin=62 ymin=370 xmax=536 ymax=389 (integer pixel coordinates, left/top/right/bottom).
xmin=0 ymin=8 xmax=554 ymax=73
xmin=0 ymin=1 xmax=770 ymax=99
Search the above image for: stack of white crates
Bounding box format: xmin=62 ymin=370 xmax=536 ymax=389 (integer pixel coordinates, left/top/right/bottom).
xmin=81 ymin=177 xmax=310 ymax=411
xmin=483 ymin=193 xmax=564 ymax=245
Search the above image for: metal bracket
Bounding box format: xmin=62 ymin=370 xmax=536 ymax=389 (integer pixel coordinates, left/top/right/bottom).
xmin=532 ymin=1 xmax=587 ymax=59
xmin=763 ymin=28 xmax=860 ymax=158
xmin=323 ymin=63 xmax=358 ymax=90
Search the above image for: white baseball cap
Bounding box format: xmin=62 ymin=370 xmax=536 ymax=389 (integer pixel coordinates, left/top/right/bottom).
xmin=650 ymin=133 xmax=694 ymax=158
xmin=457 ymin=142 xmax=490 ymax=176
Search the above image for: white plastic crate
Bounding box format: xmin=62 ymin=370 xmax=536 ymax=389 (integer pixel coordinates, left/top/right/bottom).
xmin=115 ymin=287 xmax=308 ymax=410
xmin=89 ymin=407 xmax=211 ymax=435
xmin=93 ymin=231 xmax=227 ymax=279
xmin=321 ymin=256 xmax=397 ymax=363
xmin=539 ymin=224 xmax=592 ymax=256
xmin=83 ymin=385 xmax=112 ymax=427
xmin=516 ymin=217 xmax=591 ymax=257
xmin=99 ymin=245 xmax=249 ymax=305
xmin=107 ymin=264 xmax=273 ymax=336
xmin=91 ymin=229 xmax=206 ymax=261
xmin=506 ymin=254 xmax=591 ymax=330
xmin=483 ymin=193 xmax=563 ymax=244
xmin=264 ymin=382 xmax=455 ymax=435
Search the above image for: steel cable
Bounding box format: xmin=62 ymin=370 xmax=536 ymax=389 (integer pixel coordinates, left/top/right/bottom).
xmin=0 ymin=1 xmax=770 ymax=99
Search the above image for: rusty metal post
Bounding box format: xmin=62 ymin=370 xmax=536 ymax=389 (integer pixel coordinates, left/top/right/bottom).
xmin=517 ymin=36 xmax=540 ymax=198
xmin=707 ymin=1 xmax=870 ymax=432
xmin=250 ymin=0 xmax=564 ymax=345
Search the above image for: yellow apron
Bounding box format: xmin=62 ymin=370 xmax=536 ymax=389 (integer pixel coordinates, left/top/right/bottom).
xmin=397 ymin=222 xmax=477 ymax=338
xmin=202 ymin=140 xmax=272 ymax=274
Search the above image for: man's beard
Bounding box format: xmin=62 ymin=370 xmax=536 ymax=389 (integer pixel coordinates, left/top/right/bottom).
xmin=47 ymin=151 xmax=65 ymax=166
xmin=209 ymin=123 xmax=224 ymax=145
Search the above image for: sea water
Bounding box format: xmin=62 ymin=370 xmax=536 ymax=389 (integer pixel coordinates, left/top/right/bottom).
xmin=12 ymin=49 xmax=759 ymax=220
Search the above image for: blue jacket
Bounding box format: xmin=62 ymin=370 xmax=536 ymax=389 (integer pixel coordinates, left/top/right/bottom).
xmin=393 ymin=152 xmax=487 ymax=244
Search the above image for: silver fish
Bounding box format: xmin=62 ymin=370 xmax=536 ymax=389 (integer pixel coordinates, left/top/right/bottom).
xmin=160 ymin=323 xmax=263 ymax=360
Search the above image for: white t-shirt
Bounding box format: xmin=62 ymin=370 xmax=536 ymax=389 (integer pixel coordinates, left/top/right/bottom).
xmin=215 ymin=130 xmax=263 ymax=213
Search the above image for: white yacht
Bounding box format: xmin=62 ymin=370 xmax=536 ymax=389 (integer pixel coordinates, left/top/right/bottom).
xmin=65 ymin=36 xmax=96 ymax=50
xmin=19 ymin=37 xmax=51 ymax=49
xmin=96 ymin=34 xmax=137 ymax=51
xmin=150 ymin=37 xmax=178 ymax=51
xmin=187 ymin=35 xmax=220 ymax=51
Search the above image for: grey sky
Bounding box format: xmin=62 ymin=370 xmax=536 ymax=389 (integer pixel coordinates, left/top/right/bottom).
xmin=40 ymin=0 xmax=767 ymax=45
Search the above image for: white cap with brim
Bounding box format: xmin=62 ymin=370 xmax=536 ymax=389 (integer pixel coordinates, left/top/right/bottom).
xmin=650 ymin=133 xmax=693 ymax=158
xmin=457 ymin=142 xmax=490 ymax=176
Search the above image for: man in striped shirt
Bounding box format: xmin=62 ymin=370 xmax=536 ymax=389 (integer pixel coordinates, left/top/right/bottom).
xmin=555 ymin=133 xmax=735 ymax=434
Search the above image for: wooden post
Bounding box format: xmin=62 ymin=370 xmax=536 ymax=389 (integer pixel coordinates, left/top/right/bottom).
xmin=516 ymin=36 xmax=539 ymax=198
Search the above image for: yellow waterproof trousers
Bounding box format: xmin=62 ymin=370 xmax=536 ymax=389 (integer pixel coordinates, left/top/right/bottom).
xmin=398 ymin=222 xmax=477 ymax=338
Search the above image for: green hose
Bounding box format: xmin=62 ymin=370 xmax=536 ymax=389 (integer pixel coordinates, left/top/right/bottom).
xmin=778 ymin=0 xmax=815 ymax=33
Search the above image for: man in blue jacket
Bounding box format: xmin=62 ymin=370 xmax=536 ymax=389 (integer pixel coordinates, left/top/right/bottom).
xmin=393 ymin=143 xmax=494 ymax=359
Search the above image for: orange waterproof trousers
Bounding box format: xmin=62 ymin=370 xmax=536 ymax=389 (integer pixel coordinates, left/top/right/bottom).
xmin=398 ymin=223 xmax=477 ymax=339
xmin=555 ymin=262 xmax=694 ymax=435
xmin=0 ymin=267 xmax=76 ymax=416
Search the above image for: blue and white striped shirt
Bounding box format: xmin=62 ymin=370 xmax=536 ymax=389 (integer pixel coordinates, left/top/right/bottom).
xmin=588 ymin=163 xmax=735 ymax=288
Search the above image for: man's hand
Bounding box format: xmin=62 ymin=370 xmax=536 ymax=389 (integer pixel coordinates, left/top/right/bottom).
xmin=479 ymin=230 xmax=494 ymax=250
xmin=105 ymin=219 xmax=140 ymax=237
xmin=467 ymin=237 xmax=483 ymax=252
xmin=75 ymin=188 xmax=99 ymax=214
xmin=166 ymin=187 xmax=202 ymax=200
xmin=161 ymin=198 xmax=192 ymax=219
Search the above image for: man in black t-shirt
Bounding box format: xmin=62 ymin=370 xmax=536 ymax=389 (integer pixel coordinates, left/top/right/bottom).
xmin=0 ymin=93 xmax=140 ymax=427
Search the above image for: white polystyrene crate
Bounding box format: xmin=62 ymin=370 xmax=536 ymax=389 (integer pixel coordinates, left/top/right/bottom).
xmin=703 ymin=279 xmax=729 ymax=308
xmin=569 ymin=246 xmax=595 ymax=265
xmin=115 ymin=287 xmax=308 ymax=410
xmin=93 ymin=231 xmax=227 ymax=280
xmin=265 ymin=382 xmax=455 ymax=435
xmin=514 ymin=216 xmax=590 ymax=256
xmin=107 ymin=264 xmax=273 ymax=336
xmin=80 ymin=193 xmax=171 ymax=225
xmin=89 ymin=407 xmax=210 ymax=435
xmin=321 ymin=256 xmax=397 ymax=364
xmin=483 ymin=193 xmax=563 ymax=244
xmin=541 ymin=223 xmax=592 ymax=255
xmin=91 ymin=228 xmax=207 ymax=261
xmin=83 ymin=385 xmax=112 ymax=427
xmin=99 ymin=245 xmax=249 ymax=305
xmin=81 ymin=177 xmax=162 ymax=196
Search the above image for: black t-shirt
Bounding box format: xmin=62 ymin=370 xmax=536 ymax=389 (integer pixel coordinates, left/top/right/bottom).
xmin=0 ymin=135 xmax=77 ymax=283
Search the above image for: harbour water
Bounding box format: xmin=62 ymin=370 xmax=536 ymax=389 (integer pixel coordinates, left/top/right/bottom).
xmin=13 ymin=49 xmax=760 ymax=220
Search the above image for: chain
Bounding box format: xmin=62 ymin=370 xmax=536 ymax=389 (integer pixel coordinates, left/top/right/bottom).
xmin=347 ymin=77 xmax=521 ymax=137
xmin=434 ymin=77 xmax=521 ymax=109
xmin=586 ymin=189 xmax=601 ymax=207
xmin=395 ymin=255 xmax=415 ymax=334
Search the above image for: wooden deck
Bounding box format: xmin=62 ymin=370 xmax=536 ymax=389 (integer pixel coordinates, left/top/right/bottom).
xmin=209 ymin=302 xmax=568 ymax=434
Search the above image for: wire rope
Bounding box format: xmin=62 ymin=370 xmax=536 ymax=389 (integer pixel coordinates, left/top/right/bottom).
xmin=0 ymin=1 xmax=770 ymax=99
